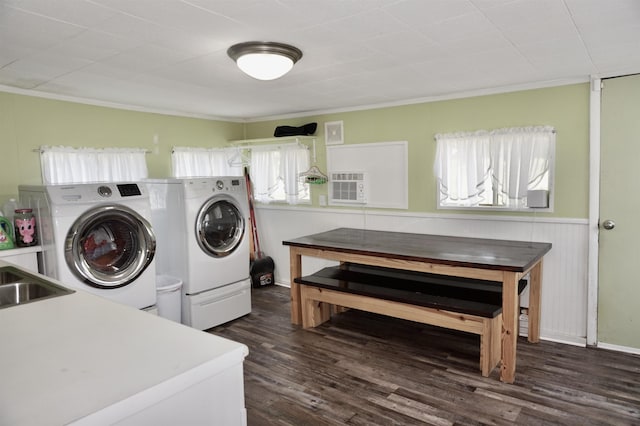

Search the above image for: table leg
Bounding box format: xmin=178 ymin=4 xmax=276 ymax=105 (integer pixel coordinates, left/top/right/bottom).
xmin=527 ymin=259 xmax=543 ymax=343
xmin=501 ymin=271 xmax=519 ymax=383
xmin=289 ymin=249 xmax=302 ymax=325
xmin=334 ymin=261 xmax=348 ymax=314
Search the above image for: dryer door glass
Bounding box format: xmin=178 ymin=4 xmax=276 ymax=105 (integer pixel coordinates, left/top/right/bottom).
xmin=65 ymin=205 xmax=156 ymax=289
xmin=196 ymin=197 xmax=244 ymax=257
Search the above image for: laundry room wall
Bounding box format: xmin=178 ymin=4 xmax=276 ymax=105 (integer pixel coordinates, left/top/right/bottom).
xmin=244 ymin=83 xmax=592 ymax=346
xmin=0 ymin=91 xmax=243 ymax=206
xmin=0 ymin=82 xmax=594 ymax=346
xmin=244 ymin=83 xmax=589 ymax=219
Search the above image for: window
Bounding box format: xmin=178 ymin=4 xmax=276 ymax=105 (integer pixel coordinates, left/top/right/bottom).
xmin=434 ymin=126 xmax=555 ymax=210
xmin=250 ymin=144 xmax=310 ymax=204
xmin=171 ymin=144 xmax=310 ymax=205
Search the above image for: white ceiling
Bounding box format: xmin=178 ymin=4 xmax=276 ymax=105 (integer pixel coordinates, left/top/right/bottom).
xmin=1 ymin=0 xmax=639 ymax=121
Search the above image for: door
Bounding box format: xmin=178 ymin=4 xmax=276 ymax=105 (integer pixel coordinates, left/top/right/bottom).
xmin=196 ymin=195 xmax=245 ymax=257
xmin=65 ymin=205 xmax=156 ymax=288
xmin=599 ymin=74 xmax=640 ymax=348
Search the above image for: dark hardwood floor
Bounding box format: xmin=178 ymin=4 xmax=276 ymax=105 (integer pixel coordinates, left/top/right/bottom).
xmin=210 ymin=285 xmax=640 ymax=425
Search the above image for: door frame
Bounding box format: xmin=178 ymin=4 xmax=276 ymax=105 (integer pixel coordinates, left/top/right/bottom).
xmin=589 ymin=74 xmax=640 ymax=353
xmin=587 ymin=77 xmax=601 ymax=347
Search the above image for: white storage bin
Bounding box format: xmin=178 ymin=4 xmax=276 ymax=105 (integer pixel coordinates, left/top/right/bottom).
xmin=156 ymin=275 xmax=183 ymax=323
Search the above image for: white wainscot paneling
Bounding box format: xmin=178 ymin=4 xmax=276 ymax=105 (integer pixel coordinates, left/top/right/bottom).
xmin=254 ymin=206 xmax=588 ymax=346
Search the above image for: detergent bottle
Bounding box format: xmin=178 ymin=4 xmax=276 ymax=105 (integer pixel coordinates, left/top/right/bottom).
xmin=2 ymin=198 xmax=19 ymax=229
xmin=0 ymin=215 xmax=15 ymax=250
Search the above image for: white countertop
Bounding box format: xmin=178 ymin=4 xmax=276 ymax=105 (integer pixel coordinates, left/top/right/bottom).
xmin=0 ymin=260 xmax=248 ymax=425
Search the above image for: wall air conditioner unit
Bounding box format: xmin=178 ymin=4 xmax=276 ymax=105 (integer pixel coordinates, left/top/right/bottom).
xmin=329 ymin=172 xmax=367 ymax=204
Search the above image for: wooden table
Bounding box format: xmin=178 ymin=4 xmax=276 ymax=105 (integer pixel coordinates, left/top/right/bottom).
xmin=283 ymin=227 xmax=552 ymax=383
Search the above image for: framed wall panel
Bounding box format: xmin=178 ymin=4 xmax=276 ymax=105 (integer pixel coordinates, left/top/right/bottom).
xmin=326 ymin=141 xmax=408 ymax=209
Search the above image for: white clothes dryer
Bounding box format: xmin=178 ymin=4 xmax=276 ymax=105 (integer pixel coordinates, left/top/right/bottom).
xmin=19 ymin=183 xmax=157 ymax=309
xmin=176 ymin=177 xmax=251 ymax=330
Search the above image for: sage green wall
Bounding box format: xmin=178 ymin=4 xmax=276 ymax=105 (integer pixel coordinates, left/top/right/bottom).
xmin=0 ymin=92 xmax=243 ymax=206
xmin=1 ymin=84 xmax=590 ymax=219
xmin=246 ymin=84 xmax=590 ymax=218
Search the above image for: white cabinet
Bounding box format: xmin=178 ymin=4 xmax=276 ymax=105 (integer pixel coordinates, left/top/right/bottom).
xmin=0 ymin=262 xmax=249 ymax=426
xmin=0 ymin=246 xmax=40 ymax=272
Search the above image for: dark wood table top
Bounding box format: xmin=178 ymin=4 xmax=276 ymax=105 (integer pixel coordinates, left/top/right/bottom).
xmin=283 ymin=227 xmax=552 ymax=272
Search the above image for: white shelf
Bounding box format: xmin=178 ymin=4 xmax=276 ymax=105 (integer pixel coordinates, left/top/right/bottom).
xmin=0 ymin=245 xmax=41 ymax=272
xmin=0 ymin=245 xmax=42 ymax=257
xmin=228 ymin=135 xmax=316 ymax=145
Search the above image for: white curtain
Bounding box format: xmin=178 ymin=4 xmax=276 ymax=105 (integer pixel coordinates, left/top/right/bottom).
xmin=490 ymin=126 xmax=555 ymax=199
xmin=434 ymin=131 xmax=491 ymax=202
xmin=434 ymin=126 xmax=554 ymax=205
xmin=250 ymin=149 xmax=281 ymax=202
xmin=249 ymin=144 xmax=310 ymax=203
xmin=280 ymin=145 xmax=310 ymax=204
xmin=40 ymin=146 xmax=148 ymax=184
xmin=171 ymin=147 xmax=243 ymax=177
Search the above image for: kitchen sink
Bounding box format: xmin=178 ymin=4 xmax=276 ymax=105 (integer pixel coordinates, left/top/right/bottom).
xmin=0 ymin=266 xmax=74 ymax=309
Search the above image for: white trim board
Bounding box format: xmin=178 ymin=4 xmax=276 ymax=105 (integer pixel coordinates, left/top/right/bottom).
xmin=597 ymin=342 xmax=640 ymax=356
xmin=256 ymin=203 xmax=587 ymax=225
xmin=587 ymin=77 xmax=601 ymax=347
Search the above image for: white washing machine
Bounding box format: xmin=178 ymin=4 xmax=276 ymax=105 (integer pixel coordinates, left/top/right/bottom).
xmin=146 ymin=177 xmax=251 ymax=330
xmin=19 ymin=183 xmax=157 ymax=309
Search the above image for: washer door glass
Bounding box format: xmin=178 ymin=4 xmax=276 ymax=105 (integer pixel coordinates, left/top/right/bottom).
xmin=65 ymin=205 xmax=156 ymax=289
xmin=197 ymin=196 xmax=244 ymax=257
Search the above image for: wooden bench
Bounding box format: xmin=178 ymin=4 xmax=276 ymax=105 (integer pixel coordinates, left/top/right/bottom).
xmin=295 ymin=263 xmax=527 ymax=377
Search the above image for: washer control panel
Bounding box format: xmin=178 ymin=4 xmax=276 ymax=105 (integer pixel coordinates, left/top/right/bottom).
xmin=210 ymin=178 xmax=243 ymax=193
xmin=46 ymin=183 xmax=147 ymax=204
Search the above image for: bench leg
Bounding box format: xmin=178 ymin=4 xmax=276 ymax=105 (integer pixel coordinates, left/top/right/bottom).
xmin=480 ymin=314 xmax=502 ymax=377
xmin=300 ymin=286 xmax=332 ymax=329
xmin=333 ymin=305 xmax=349 ymax=314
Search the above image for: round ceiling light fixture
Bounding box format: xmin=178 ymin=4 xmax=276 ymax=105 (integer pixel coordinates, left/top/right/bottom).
xmin=227 ymin=41 xmax=303 ymax=81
